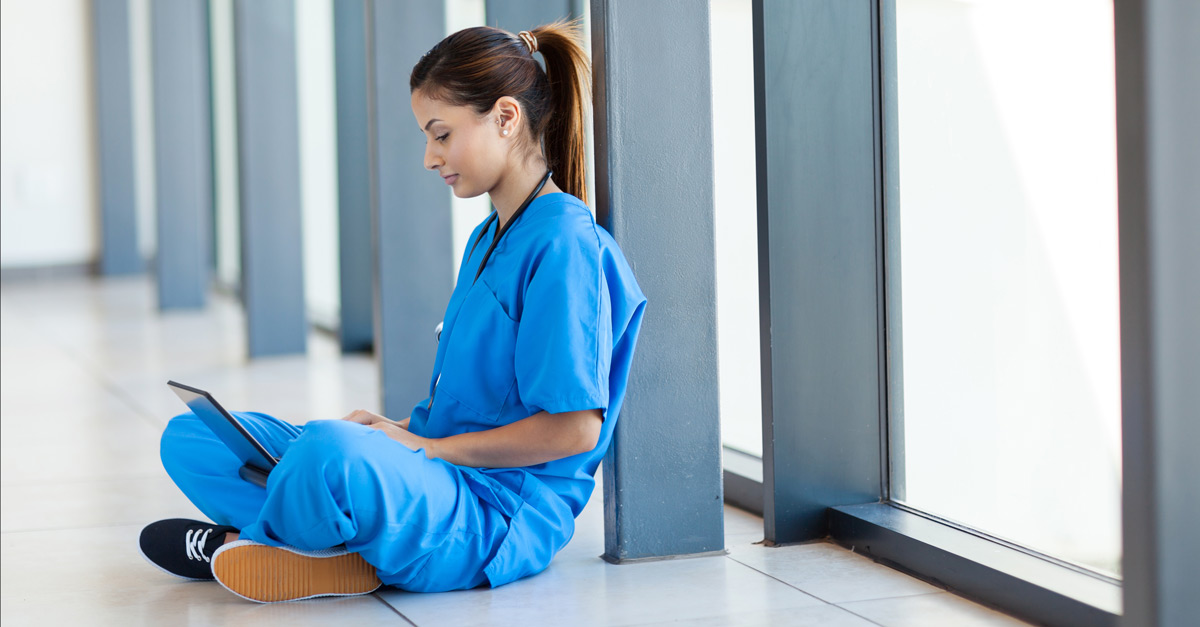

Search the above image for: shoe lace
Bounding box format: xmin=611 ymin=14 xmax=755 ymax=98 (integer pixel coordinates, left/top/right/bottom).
xmin=185 ymin=528 xmax=213 ymax=563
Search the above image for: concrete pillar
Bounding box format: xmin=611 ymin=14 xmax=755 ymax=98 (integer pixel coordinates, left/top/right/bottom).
xmin=233 ymin=0 xmax=307 ymax=357
xmin=591 ymin=0 xmax=725 ymax=562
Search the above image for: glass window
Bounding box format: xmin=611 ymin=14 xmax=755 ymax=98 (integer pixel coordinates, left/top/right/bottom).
xmin=711 ymin=0 xmax=762 ymax=457
xmin=890 ymin=0 xmax=1121 ymax=576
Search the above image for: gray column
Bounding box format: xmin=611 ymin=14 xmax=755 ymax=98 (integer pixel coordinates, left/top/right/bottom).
xmin=1115 ymin=1 xmax=1200 ymax=626
xmin=753 ymin=0 xmax=884 ymax=544
xmin=233 ymin=0 xmax=307 ymax=357
xmin=93 ymin=0 xmax=143 ymax=275
xmin=367 ymin=1 xmax=454 ymax=419
xmin=151 ymin=0 xmax=212 ymax=309
xmin=592 ymin=0 xmax=724 ymax=562
xmin=485 ymin=0 xmax=580 ymax=33
xmin=333 ymin=0 xmax=373 ymax=353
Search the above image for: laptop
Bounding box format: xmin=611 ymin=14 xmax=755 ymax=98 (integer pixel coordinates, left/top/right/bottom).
xmin=167 ymin=380 xmax=277 ymax=488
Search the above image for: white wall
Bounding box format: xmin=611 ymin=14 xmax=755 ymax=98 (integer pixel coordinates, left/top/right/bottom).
xmin=0 ymin=0 xmax=99 ymax=269
xmin=208 ymin=0 xmax=240 ymax=291
xmin=296 ymin=0 xmax=341 ymax=329
xmin=445 ymin=0 xmax=492 ymax=278
xmin=128 ymin=0 xmax=155 ymax=262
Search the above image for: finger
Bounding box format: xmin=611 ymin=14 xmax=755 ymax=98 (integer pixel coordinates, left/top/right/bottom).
xmin=342 ymin=410 xmax=372 ymax=424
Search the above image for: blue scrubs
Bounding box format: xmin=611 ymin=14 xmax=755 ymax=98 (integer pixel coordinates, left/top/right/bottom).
xmin=160 ymin=193 xmax=646 ymax=592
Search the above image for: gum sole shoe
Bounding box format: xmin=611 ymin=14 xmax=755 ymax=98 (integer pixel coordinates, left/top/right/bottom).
xmin=211 ymin=540 xmax=382 ymax=603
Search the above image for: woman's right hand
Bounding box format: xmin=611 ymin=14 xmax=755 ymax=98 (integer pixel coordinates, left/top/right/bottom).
xmin=340 ymin=409 xmax=410 ymax=430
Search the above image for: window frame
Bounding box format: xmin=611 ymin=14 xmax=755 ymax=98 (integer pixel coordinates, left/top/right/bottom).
xmin=734 ymin=0 xmax=1200 ymax=623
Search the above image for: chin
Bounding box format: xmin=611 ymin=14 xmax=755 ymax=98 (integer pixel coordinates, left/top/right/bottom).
xmin=452 ymin=187 xmax=486 ymax=200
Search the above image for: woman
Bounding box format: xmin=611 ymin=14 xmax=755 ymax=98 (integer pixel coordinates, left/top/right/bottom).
xmin=138 ymin=20 xmax=646 ymax=603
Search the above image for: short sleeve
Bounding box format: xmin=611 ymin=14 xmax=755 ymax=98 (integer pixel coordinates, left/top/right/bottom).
xmin=514 ymin=230 xmax=612 ymax=416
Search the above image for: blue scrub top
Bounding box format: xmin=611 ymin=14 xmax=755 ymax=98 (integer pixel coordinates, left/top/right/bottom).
xmin=408 ymin=193 xmax=646 ymax=519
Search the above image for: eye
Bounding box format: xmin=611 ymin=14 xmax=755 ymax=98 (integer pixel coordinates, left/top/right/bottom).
xmin=436 ymin=133 xmax=449 ymax=142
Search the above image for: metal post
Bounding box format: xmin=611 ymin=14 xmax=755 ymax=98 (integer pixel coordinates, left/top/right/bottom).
xmin=233 ymin=0 xmax=307 ymax=357
xmin=366 ymin=0 xmax=454 ymax=419
xmin=93 ymin=0 xmax=143 ymax=275
xmin=592 ymin=0 xmax=725 ymax=562
xmin=151 ymin=0 xmax=212 ymax=309
xmin=753 ymin=0 xmax=884 ymax=544
xmin=332 ymin=0 xmax=373 ymax=353
xmin=1115 ymin=1 xmax=1200 ymax=625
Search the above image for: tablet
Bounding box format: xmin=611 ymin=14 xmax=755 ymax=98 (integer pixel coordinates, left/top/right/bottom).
xmin=167 ymin=380 xmax=276 ymax=487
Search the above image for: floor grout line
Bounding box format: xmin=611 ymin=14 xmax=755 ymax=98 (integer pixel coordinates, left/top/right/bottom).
xmin=837 ymin=590 xmax=948 ymax=605
xmin=721 ymin=554 xmax=889 ymax=627
xmin=1 ymin=291 xmax=169 ymax=433
xmin=372 ymin=593 xmax=419 ymax=626
xmin=834 ymin=604 xmax=894 ymax=627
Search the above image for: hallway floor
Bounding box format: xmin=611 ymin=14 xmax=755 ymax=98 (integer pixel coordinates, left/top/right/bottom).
xmin=0 ymin=276 xmax=1029 ymax=626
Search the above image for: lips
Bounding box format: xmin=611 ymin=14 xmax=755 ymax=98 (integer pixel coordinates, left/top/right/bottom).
xmin=442 ymin=173 xmax=459 ymax=185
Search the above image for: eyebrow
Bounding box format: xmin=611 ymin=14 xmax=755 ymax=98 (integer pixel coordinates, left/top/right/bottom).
xmin=422 ymin=118 xmax=443 ymax=131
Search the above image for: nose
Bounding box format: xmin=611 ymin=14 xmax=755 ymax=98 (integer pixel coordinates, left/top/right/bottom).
xmin=424 ymin=142 xmax=442 ymax=172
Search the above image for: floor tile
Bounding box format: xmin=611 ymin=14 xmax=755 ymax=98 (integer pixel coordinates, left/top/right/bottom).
xmin=723 ymin=503 xmax=764 ymax=545
xmin=727 ymin=540 xmax=941 ymax=604
xmin=105 ymin=344 xmax=381 ymax=427
xmin=0 ymin=349 xmax=112 ymax=403
xmin=0 ymin=416 xmax=166 ymax=483
xmin=380 ymin=553 xmax=825 ymax=627
xmin=380 ymin=489 xmax=823 ymax=627
xmin=0 ymin=525 xmax=403 ymax=626
xmin=1 ymin=475 xmax=204 ymax=532
xmin=628 ymin=604 xmax=876 ymax=627
xmin=840 ymin=592 xmax=1030 ymax=626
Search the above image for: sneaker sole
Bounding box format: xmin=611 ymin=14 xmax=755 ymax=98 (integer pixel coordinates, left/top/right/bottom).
xmin=211 ymin=541 xmax=381 ymax=603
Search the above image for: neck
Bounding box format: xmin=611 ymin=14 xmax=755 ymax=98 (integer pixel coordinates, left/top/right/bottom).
xmin=490 ymin=163 xmax=559 ymax=228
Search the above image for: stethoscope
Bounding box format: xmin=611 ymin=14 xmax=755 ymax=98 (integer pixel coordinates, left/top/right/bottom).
xmin=467 ymin=169 xmax=553 ymax=285
xmin=427 ymin=169 xmax=553 ymax=412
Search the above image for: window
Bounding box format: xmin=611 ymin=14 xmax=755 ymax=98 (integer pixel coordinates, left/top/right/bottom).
xmin=889 ymin=0 xmax=1121 ymax=576
xmin=712 ymin=0 xmax=763 ymax=459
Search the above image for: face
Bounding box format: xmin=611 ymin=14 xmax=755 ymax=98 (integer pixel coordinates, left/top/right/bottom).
xmin=411 ymin=90 xmax=511 ymax=199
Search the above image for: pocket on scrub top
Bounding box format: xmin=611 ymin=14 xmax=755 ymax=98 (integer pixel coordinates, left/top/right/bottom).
xmin=437 ymin=286 xmax=518 ymax=422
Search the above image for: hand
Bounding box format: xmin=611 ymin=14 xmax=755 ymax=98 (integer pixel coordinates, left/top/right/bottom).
xmin=341 ymin=409 xmax=410 ymax=430
xmin=366 ymin=420 xmax=435 ymax=456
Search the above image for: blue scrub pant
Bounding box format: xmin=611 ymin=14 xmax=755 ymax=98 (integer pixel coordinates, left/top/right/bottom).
xmin=160 ymin=411 xmax=573 ymax=592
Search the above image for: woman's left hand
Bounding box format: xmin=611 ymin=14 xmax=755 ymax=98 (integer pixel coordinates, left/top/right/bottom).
xmin=367 ymin=420 xmax=437 ymax=456
xmin=341 ymin=409 xmax=410 ymax=430
xmin=348 ymin=408 xmax=601 ymax=468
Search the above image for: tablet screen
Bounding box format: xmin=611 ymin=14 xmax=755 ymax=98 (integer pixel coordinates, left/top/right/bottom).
xmin=167 ymin=381 xmax=278 ymax=473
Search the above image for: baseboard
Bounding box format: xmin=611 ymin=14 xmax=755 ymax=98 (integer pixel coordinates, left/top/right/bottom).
xmin=0 ymin=261 xmax=98 ymax=282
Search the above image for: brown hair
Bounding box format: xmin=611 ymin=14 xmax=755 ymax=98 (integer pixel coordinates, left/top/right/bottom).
xmin=410 ymin=20 xmax=591 ymax=204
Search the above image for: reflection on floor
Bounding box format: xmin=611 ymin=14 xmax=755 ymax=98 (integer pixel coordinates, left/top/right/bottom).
xmin=0 ymin=276 xmax=1029 ymax=626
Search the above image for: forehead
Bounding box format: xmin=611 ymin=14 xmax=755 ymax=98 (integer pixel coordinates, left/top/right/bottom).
xmin=411 ymin=91 xmax=481 ymax=129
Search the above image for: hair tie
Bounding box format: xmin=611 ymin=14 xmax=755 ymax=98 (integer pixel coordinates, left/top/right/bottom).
xmin=518 ymin=30 xmax=538 ymax=54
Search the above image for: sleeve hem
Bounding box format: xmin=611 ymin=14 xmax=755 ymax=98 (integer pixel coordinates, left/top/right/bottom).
xmin=533 ymin=394 xmax=610 ymax=418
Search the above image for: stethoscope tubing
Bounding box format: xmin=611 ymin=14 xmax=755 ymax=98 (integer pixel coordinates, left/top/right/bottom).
xmin=468 ymin=169 xmax=554 ymax=285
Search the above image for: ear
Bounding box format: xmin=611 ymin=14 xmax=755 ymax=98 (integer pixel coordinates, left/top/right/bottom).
xmin=492 ymin=96 xmax=522 ymax=137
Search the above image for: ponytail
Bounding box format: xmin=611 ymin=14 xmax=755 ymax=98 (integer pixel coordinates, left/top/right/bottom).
xmin=528 ymin=20 xmax=590 ymax=204
xmin=410 ymin=20 xmax=591 ymax=204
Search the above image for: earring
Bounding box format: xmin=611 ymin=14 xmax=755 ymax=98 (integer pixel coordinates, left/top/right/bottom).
xmin=502 ymin=129 xmax=509 ymax=136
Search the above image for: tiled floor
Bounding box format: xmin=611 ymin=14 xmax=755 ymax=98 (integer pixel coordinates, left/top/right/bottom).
xmin=0 ymin=276 xmax=1030 ymax=626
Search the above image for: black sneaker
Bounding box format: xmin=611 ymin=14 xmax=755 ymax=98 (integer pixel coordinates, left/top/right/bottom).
xmin=139 ymin=518 xmax=238 ymax=581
